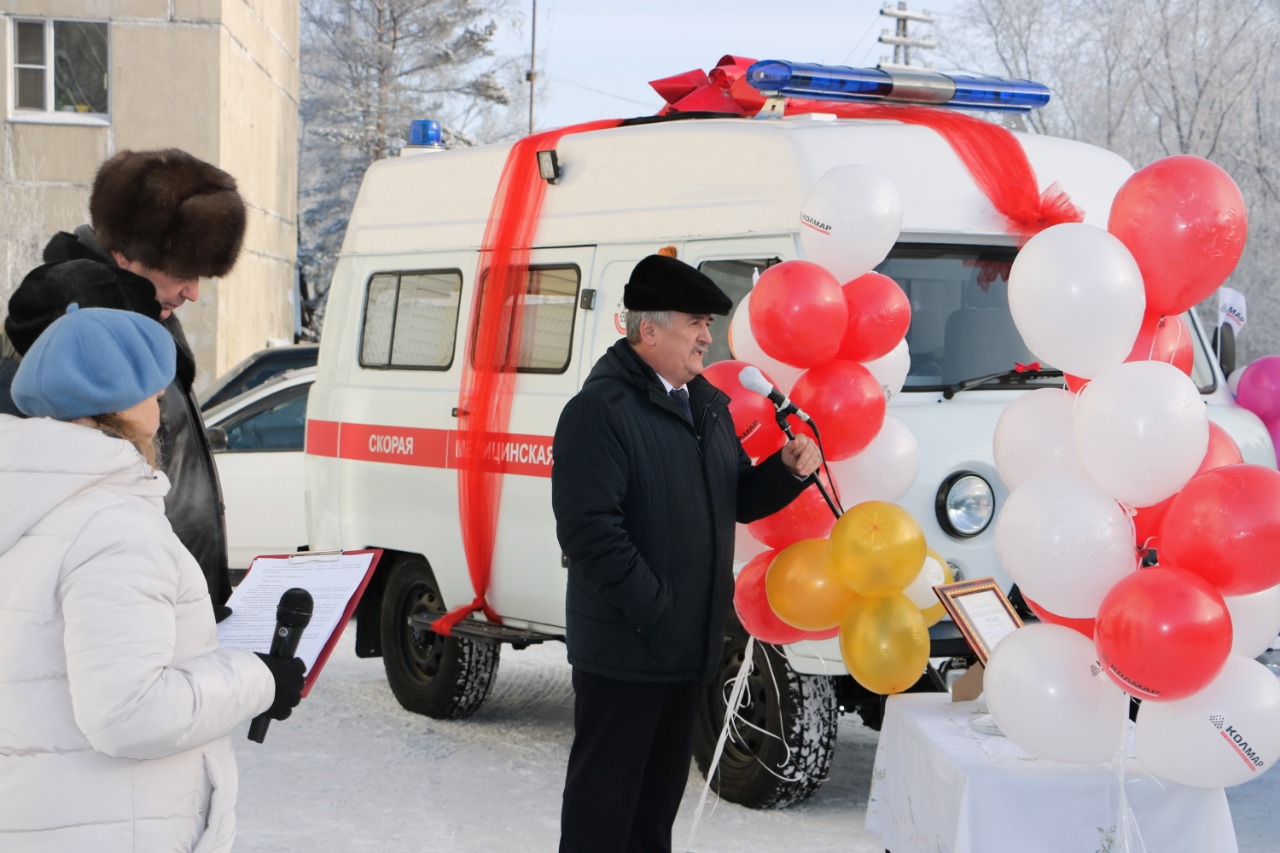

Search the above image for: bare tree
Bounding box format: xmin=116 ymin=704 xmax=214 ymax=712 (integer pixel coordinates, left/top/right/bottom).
xmin=298 ymin=0 xmax=524 ymax=335
xmin=939 ymin=0 xmax=1280 ymax=362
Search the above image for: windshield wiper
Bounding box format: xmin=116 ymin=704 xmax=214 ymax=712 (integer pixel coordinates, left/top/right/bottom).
xmin=941 ymin=367 xmax=1063 ymax=400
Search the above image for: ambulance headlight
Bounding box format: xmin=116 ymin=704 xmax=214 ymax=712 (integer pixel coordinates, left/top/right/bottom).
xmin=936 ymin=472 xmax=994 ymax=538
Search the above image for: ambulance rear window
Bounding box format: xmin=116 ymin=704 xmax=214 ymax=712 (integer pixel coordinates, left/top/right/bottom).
xmin=359 ymin=269 xmax=462 ymax=370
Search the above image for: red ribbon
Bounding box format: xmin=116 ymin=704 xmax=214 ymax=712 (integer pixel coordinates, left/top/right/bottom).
xmin=437 ymin=118 xmax=624 ymax=637
xmin=649 ymin=56 xmax=1083 ymax=243
xmin=1014 ymin=361 xmax=1042 ymax=373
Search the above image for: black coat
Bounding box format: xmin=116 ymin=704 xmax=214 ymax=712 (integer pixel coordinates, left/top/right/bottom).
xmin=0 ymin=228 xmax=231 ymax=607
xmin=552 ymin=339 xmax=809 ymax=684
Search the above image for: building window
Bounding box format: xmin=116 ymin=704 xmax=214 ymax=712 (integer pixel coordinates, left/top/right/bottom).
xmin=12 ymin=18 xmax=109 ymax=116
xmin=360 ymin=269 xmax=463 ymax=370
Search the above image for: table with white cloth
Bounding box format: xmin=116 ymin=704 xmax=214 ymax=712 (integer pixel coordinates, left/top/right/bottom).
xmin=865 ymin=693 xmax=1238 ymax=853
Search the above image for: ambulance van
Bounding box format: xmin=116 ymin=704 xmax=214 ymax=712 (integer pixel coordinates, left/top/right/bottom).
xmin=304 ymin=65 xmax=1275 ymax=808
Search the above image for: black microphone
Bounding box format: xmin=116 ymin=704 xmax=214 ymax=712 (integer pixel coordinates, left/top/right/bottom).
xmin=738 ymin=365 xmax=812 ymax=424
xmin=248 ymin=587 xmax=313 ymax=743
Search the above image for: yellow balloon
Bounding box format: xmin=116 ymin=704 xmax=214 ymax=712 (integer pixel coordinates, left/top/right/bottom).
xmin=765 ymin=538 xmax=857 ymax=631
xmin=839 ymin=593 xmax=931 ymax=695
xmin=918 ymin=548 xmax=955 ymax=628
xmin=828 ymin=501 xmax=927 ymax=597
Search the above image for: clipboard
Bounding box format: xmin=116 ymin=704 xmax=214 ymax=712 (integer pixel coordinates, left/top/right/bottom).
xmin=217 ymin=548 xmax=383 ymax=696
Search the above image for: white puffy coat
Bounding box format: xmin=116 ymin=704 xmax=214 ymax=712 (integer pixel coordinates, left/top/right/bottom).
xmin=0 ymin=415 xmax=276 ymax=852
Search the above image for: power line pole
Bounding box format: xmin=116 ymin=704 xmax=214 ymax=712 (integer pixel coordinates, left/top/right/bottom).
xmin=879 ymin=2 xmax=936 ymax=70
xmin=527 ymin=0 xmax=538 ymax=134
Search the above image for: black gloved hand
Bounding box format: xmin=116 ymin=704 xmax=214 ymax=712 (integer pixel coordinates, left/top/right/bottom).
xmin=214 ymin=604 xmax=233 ymax=623
xmin=254 ymin=653 xmax=306 ymax=721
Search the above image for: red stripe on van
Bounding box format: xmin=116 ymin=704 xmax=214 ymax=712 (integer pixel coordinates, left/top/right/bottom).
xmin=306 ymin=419 xmax=340 ymax=457
xmin=305 ymin=420 xmax=553 ymax=478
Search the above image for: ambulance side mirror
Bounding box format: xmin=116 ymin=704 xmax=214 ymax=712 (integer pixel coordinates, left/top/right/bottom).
xmin=1213 ymin=322 xmax=1236 ymax=378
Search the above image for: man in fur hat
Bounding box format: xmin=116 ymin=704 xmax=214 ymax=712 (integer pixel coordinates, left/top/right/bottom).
xmin=0 ymin=149 xmax=247 ymax=617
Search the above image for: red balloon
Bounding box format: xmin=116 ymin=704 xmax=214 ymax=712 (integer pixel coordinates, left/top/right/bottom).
xmin=1095 ymin=565 xmax=1232 ymax=701
xmin=1024 ymin=595 xmax=1095 ymax=639
xmin=1133 ymin=423 xmax=1242 ymax=549
xmin=1159 ymin=464 xmax=1280 ymax=595
xmin=835 ymin=272 xmax=911 ymax=363
xmin=1067 ymin=312 xmax=1194 ymax=392
xmin=1127 ymin=311 xmax=1193 ymax=376
xmin=748 ymin=260 xmax=848 ymax=368
xmin=789 ymin=360 xmax=886 ymax=461
xmin=747 ymin=484 xmax=837 ymax=550
xmin=1108 ymin=155 xmax=1248 ymax=316
xmin=701 ymin=359 xmax=787 ymax=460
xmin=734 ymin=550 xmax=811 ymax=645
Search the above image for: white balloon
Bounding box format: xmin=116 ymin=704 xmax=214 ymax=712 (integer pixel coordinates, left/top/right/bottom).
xmin=798 ymin=166 xmax=903 ymax=282
xmin=1074 ymin=360 xmax=1209 ymax=507
xmin=827 ymin=416 xmax=919 ymax=505
xmin=728 ymin=291 xmax=804 ymax=392
xmin=993 ymin=388 xmax=1089 ymax=491
xmin=994 ymin=475 xmax=1136 ymax=617
xmin=862 ymin=338 xmax=910 ymax=404
xmin=902 ymin=552 xmax=946 ymax=610
xmin=1225 ymin=586 xmax=1280 ymax=660
xmin=1227 ymin=366 xmax=1245 ymax=397
xmin=985 ymin=623 xmax=1130 ymax=764
xmin=1008 ymin=223 xmax=1145 ymax=379
xmin=1136 ymin=655 xmax=1280 ymax=788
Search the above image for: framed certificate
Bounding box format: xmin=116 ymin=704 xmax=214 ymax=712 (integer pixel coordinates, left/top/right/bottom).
xmin=933 ymin=577 xmax=1023 ymax=664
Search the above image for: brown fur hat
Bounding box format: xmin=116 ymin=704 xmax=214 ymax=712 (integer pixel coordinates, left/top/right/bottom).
xmin=90 ymin=149 xmax=247 ymax=280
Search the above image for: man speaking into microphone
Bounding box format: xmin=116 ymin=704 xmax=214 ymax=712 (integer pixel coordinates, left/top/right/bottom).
xmin=551 ymin=253 xmax=820 ymax=853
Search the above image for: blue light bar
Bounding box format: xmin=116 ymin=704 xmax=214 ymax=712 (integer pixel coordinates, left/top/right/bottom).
xmin=745 ymin=60 xmax=1051 ymax=113
xmin=408 ymin=119 xmax=444 ymax=147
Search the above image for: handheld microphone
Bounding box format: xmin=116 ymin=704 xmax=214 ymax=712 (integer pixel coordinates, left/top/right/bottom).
xmin=738 ymin=366 xmax=812 ymax=424
xmin=248 ymin=587 xmax=313 ymax=743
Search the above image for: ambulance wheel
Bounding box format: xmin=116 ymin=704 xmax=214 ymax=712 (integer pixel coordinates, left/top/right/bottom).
xmin=692 ymin=620 xmax=837 ymax=809
xmin=381 ymin=556 xmax=500 ymax=719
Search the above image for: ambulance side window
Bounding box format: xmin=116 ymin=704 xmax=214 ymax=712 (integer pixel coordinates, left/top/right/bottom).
xmin=359 ymin=269 xmax=463 ymax=370
xmin=471 ymin=265 xmax=580 ymax=374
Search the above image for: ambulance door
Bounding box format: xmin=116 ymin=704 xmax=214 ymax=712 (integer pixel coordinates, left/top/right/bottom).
xmin=485 ymin=247 xmax=597 ymax=630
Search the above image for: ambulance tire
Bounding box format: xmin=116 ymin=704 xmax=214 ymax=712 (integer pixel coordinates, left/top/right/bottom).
xmin=692 ymin=620 xmax=837 ymax=809
xmin=380 ymin=556 xmax=500 ymax=719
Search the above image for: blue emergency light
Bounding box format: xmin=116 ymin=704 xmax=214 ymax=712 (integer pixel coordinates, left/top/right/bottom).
xmin=408 ymin=119 xmax=445 ymax=147
xmin=745 ymin=60 xmax=1051 ymax=113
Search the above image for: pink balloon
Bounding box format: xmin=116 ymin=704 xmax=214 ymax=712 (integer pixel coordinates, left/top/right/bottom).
xmin=1235 ymin=355 xmax=1280 ymax=425
xmin=748 ymin=261 xmax=848 ymax=368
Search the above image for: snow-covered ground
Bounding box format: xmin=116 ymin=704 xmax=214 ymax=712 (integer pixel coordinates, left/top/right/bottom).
xmin=233 ymin=625 xmax=1280 ymax=852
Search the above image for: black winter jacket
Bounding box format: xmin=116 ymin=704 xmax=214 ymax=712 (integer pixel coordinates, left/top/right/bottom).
xmin=0 ymin=227 xmax=231 ymax=607
xmin=552 ymin=339 xmax=809 ymax=684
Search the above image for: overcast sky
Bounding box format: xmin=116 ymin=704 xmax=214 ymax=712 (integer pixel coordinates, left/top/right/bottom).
xmin=494 ymin=0 xmax=967 ymax=132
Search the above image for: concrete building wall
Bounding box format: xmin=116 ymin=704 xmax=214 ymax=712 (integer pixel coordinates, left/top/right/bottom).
xmin=1 ymin=1 xmax=300 ymax=389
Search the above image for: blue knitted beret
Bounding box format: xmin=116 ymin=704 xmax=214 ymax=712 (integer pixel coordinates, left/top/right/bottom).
xmin=12 ymin=304 xmax=176 ymax=419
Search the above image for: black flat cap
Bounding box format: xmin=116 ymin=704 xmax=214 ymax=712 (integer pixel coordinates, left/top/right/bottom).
xmin=623 ymin=255 xmax=732 ymax=315
xmin=5 ymin=260 xmax=161 ymax=355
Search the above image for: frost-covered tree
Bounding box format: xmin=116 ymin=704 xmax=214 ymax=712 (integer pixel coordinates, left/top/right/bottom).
xmin=298 ymin=0 xmax=524 ymax=335
xmin=939 ymin=0 xmax=1280 ymax=363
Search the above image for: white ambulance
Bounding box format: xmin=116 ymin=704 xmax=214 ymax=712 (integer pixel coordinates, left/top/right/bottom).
xmin=304 ymin=64 xmax=1274 ymax=808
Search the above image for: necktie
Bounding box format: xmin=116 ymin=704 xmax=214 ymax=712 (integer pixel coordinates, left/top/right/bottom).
xmin=669 ymin=387 xmax=693 ymax=425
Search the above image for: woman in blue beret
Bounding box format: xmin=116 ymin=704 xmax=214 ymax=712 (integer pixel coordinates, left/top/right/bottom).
xmin=0 ymin=305 xmax=303 ymax=852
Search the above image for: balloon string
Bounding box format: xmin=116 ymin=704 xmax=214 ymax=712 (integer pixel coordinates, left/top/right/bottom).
xmin=684 ymin=636 xmax=756 ymax=852
xmin=1112 ymin=744 xmax=1150 ymax=853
